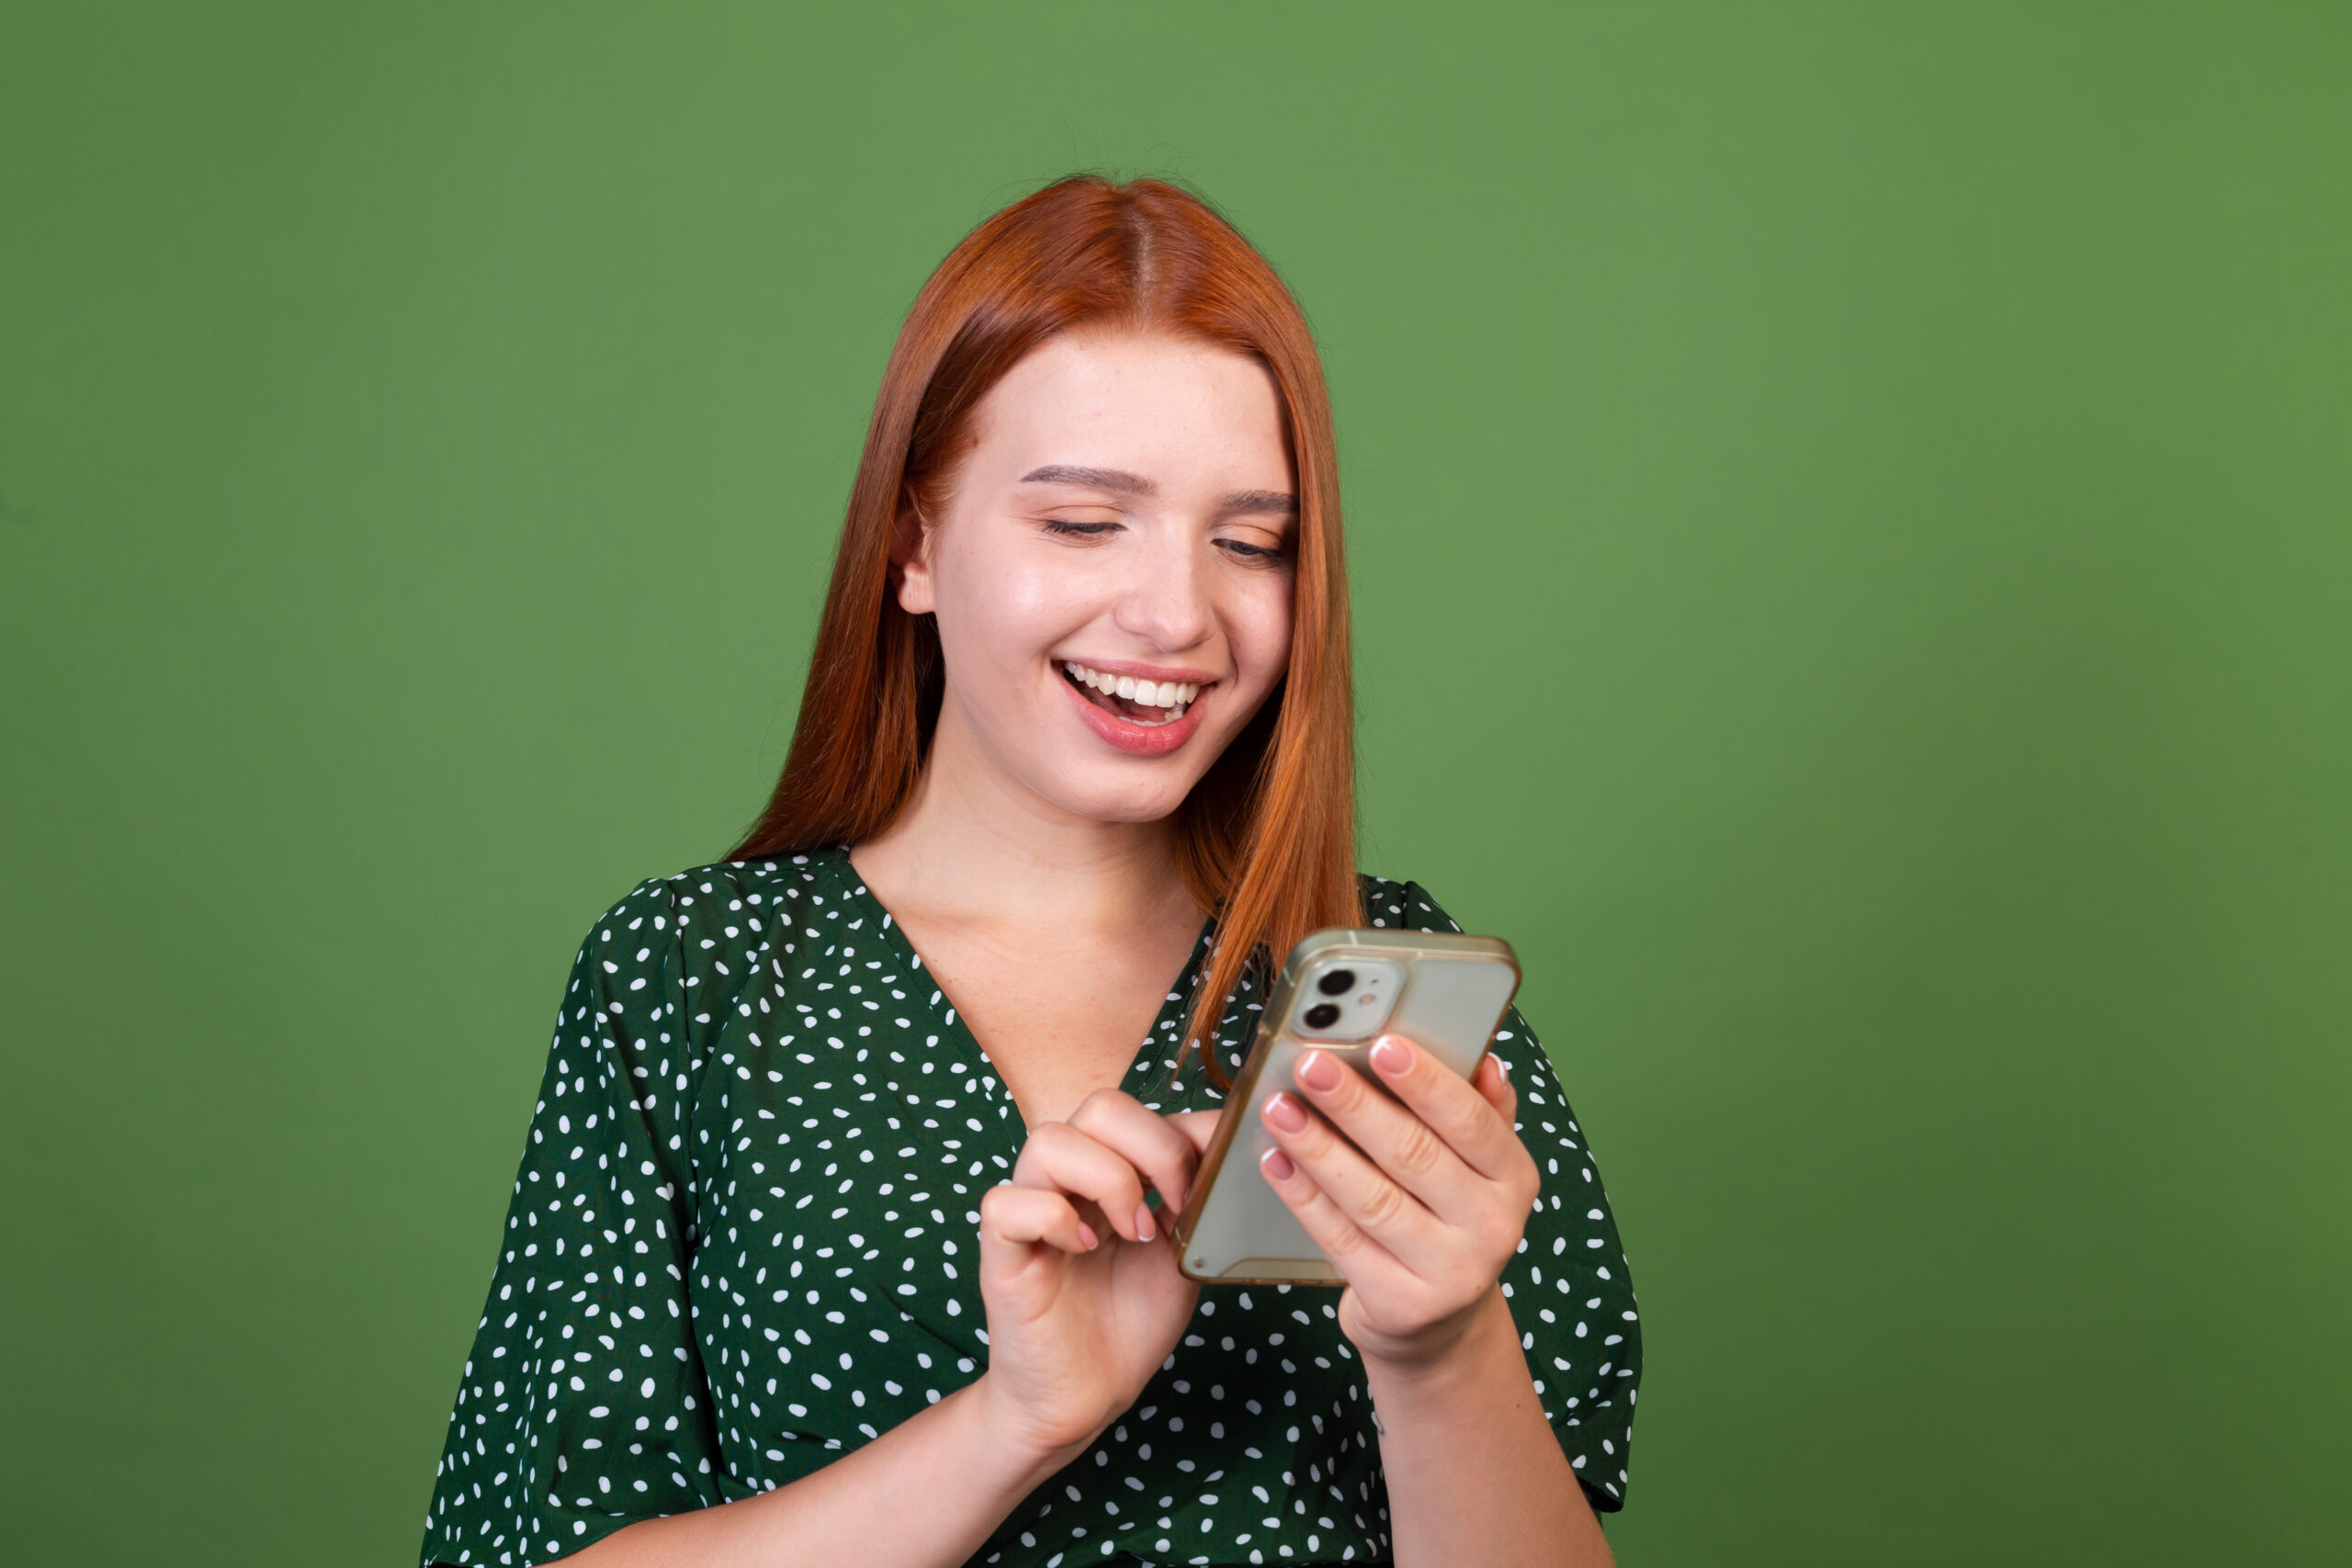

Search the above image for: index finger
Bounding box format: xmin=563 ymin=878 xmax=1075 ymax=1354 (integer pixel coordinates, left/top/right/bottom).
xmin=1168 ymin=1108 xmax=1222 ymax=1157
xmin=1366 ymin=1034 xmax=1530 ymax=1182
xmin=1067 ymin=1088 xmax=1205 ymax=1213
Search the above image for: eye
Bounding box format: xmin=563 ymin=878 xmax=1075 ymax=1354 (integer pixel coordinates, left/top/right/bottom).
xmin=1042 ymin=518 xmax=1121 ymax=539
xmin=1216 ymin=536 xmax=1292 ymax=567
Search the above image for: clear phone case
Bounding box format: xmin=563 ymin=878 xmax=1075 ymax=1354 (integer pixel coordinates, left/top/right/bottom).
xmin=1169 ymin=927 xmax=1520 ymax=1284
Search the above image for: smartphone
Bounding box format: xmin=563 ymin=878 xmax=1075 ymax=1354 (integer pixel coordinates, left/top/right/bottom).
xmin=1169 ymin=927 xmax=1521 ymax=1285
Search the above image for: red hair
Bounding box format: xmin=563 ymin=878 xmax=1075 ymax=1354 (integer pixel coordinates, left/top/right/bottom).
xmin=732 ymin=175 xmax=1359 ymax=1088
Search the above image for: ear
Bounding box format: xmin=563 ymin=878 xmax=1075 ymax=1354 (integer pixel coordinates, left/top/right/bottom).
xmin=891 ymin=489 xmax=936 ymax=615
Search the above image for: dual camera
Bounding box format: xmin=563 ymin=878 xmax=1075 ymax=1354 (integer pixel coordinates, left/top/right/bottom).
xmin=1290 ymin=957 xmax=1405 ymax=1042
xmin=1301 ymin=967 xmax=1359 ymax=1031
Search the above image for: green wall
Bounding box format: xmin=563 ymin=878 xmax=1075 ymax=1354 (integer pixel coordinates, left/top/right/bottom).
xmin=4 ymin=4 xmax=2346 ymax=1562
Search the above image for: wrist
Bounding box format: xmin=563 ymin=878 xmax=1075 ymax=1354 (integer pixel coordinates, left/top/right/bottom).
xmin=963 ymin=1371 xmax=1106 ymax=1482
xmin=1354 ymin=1285 xmax=1517 ymax=1389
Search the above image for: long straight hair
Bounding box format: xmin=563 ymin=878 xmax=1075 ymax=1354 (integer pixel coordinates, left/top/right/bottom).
xmin=732 ymin=175 xmax=1359 ymax=1087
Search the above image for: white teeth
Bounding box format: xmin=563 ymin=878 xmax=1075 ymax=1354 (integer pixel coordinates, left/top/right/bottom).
xmin=1064 ymin=662 xmax=1205 ymax=716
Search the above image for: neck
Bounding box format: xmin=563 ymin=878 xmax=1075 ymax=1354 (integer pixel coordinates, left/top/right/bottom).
xmin=851 ymin=702 xmax=1196 ymax=936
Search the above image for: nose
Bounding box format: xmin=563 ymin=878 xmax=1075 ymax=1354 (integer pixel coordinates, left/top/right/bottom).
xmin=1109 ymin=526 xmax=1215 ymax=653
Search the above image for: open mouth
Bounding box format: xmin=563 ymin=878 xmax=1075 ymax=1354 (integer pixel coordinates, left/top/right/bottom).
xmin=1061 ymin=661 xmax=1206 ymax=728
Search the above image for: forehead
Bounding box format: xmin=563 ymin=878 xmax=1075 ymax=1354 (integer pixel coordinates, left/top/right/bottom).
xmin=965 ymin=332 xmax=1292 ymax=490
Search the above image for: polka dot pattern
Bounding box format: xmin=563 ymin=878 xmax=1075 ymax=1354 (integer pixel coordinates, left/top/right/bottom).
xmin=422 ymin=849 xmax=1639 ymax=1565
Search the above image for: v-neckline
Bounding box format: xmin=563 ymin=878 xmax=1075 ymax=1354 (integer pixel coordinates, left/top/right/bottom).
xmin=836 ymin=854 xmax=1216 ymax=1134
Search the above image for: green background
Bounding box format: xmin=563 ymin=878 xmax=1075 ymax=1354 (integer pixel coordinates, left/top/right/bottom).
xmin=4 ymin=3 xmax=2346 ymax=1562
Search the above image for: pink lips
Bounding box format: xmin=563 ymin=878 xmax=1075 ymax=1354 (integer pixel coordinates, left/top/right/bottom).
xmin=1060 ymin=671 xmax=1212 ymax=756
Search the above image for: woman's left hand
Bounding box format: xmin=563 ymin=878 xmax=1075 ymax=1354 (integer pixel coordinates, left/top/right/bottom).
xmin=1257 ymin=1036 xmax=1541 ymax=1369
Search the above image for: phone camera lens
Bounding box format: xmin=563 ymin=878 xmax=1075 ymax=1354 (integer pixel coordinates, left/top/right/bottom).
xmin=1302 ymin=1002 xmax=1342 ymax=1030
xmin=1317 ymin=968 xmax=1356 ymax=997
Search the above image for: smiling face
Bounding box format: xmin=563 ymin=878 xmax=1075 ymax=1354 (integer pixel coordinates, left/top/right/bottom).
xmin=897 ymin=332 xmax=1299 ymax=827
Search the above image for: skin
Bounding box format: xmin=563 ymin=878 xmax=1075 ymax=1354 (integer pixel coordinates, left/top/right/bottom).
xmin=561 ymin=333 xmax=1611 ymax=1567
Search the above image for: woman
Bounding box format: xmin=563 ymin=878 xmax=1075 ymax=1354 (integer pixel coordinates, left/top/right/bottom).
xmin=422 ymin=176 xmax=1639 ymax=1568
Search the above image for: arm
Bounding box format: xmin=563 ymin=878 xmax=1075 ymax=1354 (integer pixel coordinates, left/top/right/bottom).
xmin=564 ymin=1375 xmax=1071 ymax=1568
xmin=1256 ymin=1043 xmax=1614 ymax=1567
xmin=1363 ymin=1289 xmax=1612 ymax=1566
xmin=552 ymin=1091 xmax=1206 ymax=1568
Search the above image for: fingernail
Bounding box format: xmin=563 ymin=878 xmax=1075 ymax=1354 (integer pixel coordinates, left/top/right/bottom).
xmin=1263 ymin=1092 xmax=1309 ymax=1133
xmin=1295 ymin=1050 xmax=1341 ymax=1091
xmin=1134 ymin=1203 xmax=1157 ymax=1243
xmin=1492 ymin=1055 xmax=1511 ymax=1079
xmin=1260 ymin=1146 xmax=1296 ymax=1181
xmin=1078 ymin=1222 xmax=1100 ymax=1251
xmin=1370 ymin=1037 xmax=1413 ymax=1077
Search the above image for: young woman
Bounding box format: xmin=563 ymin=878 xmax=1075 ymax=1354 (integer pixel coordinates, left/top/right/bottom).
xmin=422 ymin=176 xmax=1639 ymax=1568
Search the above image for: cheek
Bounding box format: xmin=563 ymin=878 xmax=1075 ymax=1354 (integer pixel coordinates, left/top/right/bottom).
xmin=934 ymin=539 xmax=1103 ymax=664
xmin=1226 ymin=575 xmax=1296 ymax=689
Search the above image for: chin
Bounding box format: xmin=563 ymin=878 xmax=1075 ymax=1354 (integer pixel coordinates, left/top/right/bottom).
xmin=1052 ymin=786 xmax=1195 ymax=826
xmin=1033 ymin=760 xmax=1204 ymax=826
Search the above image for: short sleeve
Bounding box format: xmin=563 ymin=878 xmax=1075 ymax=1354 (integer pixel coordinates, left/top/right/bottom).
xmin=1372 ymin=878 xmax=1645 ymax=1514
xmin=422 ymin=881 xmax=727 ymax=1565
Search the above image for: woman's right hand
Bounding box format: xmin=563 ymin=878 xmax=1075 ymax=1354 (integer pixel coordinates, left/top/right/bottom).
xmin=972 ymin=1091 xmax=1216 ymax=1463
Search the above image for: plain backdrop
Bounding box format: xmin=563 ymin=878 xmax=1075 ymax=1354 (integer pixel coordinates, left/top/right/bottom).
xmin=4 ymin=4 xmax=2347 ymax=1563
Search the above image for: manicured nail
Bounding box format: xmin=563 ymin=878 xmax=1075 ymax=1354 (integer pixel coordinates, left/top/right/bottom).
xmin=1260 ymin=1146 xmax=1297 ymax=1181
xmin=1370 ymin=1037 xmax=1413 ymax=1077
xmin=1295 ymin=1050 xmax=1341 ymax=1091
xmin=1263 ymin=1092 xmax=1309 ymax=1133
xmin=1491 ymin=1055 xmax=1511 ymax=1079
xmin=1078 ymin=1222 xmax=1100 ymax=1251
xmin=1134 ymin=1202 xmax=1157 ymax=1243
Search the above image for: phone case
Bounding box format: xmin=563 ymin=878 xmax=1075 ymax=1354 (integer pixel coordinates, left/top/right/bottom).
xmin=1168 ymin=927 xmax=1520 ymax=1284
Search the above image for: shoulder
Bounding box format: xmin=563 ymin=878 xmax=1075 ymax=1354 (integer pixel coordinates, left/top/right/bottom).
xmin=665 ymin=845 xmax=857 ymax=907
xmin=548 ymin=848 xmax=865 ymax=1082
xmin=561 ymin=848 xmax=862 ymax=1018
xmin=1355 ymin=871 xmax=1465 ymax=934
xmin=576 ymin=848 xmax=857 ymax=942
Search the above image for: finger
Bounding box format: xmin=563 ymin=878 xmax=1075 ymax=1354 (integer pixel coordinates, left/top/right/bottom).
xmin=1167 ymin=1108 xmax=1222 ymax=1157
xmin=1253 ymin=1144 xmax=1402 ymax=1288
xmin=1473 ymin=1052 xmax=1518 ymax=1121
xmin=1258 ymin=1088 xmax=1445 ymax=1267
xmin=1011 ymin=1122 xmax=1152 ymax=1242
xmin=1363 ymin=1036 xmax=1530 ymax=1184
xmin=1288 ymin=1044 xmax=1481 ymax=1220
xmin=1066 ymin=1089 xmax=1204 ymax=1215
xmin=978 ymin=1182 xmax=1099 ymax=1255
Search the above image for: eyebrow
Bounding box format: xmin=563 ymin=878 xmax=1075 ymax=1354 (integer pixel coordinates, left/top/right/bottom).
xmin=1020 ymin=465 xmax=1154 ymax=495
xmin=1218 ymin=489 xmax=1300 ymax=516
xmin=1019 ymin=465 xmax=1298 ymax=516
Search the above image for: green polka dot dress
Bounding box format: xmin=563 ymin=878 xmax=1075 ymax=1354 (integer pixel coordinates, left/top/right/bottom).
xmin=422 ymin=848 xmax=1640 ymax=1566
